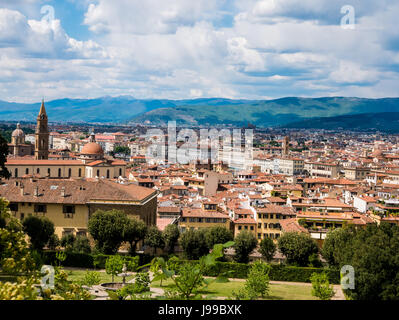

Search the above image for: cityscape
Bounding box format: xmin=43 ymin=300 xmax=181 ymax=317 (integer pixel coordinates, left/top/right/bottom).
xmin=0 ymin=0 xmax=399 ymax=309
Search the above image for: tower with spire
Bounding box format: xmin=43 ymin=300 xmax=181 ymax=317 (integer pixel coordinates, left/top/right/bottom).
xmin=35 ymin=99 xmax=49 ymax=160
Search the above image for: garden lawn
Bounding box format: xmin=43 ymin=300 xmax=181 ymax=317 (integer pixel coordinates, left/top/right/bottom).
xmin=65 ymin=269 xmax=135 ymax=284
xmin=151 ymin=279 xmax=317 ymax=300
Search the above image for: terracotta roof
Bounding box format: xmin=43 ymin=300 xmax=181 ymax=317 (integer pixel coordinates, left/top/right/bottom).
xmin=6 ymin=160 xmax=83 ymax=166
xmin=234 ymin=218 xmax=256 ymax=224
xmin=181 ymin=208 xmax=229 ymax=219
xmin=257 ymin=204 xmax=295 ymax=215
xmin=0 ymin=178 xmax=156 ymax=204
xmin=280 ymin=218 xmax=308 ymax=233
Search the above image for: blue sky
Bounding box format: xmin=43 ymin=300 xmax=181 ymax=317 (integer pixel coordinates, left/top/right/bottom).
xmin=0 ymin=0 xmax=399 ymax=102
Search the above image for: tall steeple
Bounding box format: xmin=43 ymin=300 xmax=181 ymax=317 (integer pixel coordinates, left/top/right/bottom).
xmin=35 ymin=99 xmax=49 ymax=160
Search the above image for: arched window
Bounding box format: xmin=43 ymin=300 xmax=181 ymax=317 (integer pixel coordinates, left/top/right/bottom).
xmin=58 ymin=168 xmax=61 ymax=177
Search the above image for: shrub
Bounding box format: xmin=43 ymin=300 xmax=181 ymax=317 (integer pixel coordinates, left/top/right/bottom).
xmin=105 ymin=255 xmax=125 ymax=282
xmin=81 ymin=271 xmax=102 ymax=286
xmin=311 ymin=272 xmax=335 ymax=300
xmin=72 ymin=236 xmax=91 ymax=254
xmin=244 ymin=261 xmax=271 ymax=299
xmin=278 ymin=232 xmax=319 ymax=266
xmin=259 ymin=237 xmax=276 ymax=262
xmin=61 ymin=234 xmax=76 ymax=251
xmin=179 ymin=229 xmax=209 ymax=260
xmin=22 ymin=215 xmax=55 ymax=251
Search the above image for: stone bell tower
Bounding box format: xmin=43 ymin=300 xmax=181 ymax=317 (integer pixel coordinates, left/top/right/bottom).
xmin=35 ymin=99 xmax=49 ymax=160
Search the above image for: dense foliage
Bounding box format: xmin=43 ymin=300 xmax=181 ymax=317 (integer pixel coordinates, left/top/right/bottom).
xmin=233 ymin=231 xmax=257 ymax=263
xmin=259 ymin=237 xmax=276 ymax=262
xmin=88 ymin=209 xmax=129 ymax=254
xmin=322 ymin=223 xmax=399 ymax=300
xmin=278 ymin=232 xmax=319 ymax=267
xmin=22 ymin=215 xmax=55 ymax=251
xmin=179 ymin=229 xmax=209 ymax=260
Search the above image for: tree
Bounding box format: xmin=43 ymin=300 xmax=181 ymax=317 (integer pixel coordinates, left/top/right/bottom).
xmin=47 ymin=234 xmax=60 ymax=250
xmin=88 ymin=209 xmax=129 ymax=254
xmin=61 ymin=234 xmax=76 ymax=251
xmin=277 ymin=232 xmax=319 ymax=266
xmin=163 ymin=224 xmax=180 ymax=254
xmin=123 ymin=218 xmax=148 ymax=255
xmin=144 ymin=226 xmax=165 ymax=255
xmin=154 ymin=242 xmax=234 ymax=300
xmin=114 ymin=145 xmax=131 ymax=155
xmin=233 ymin=231 xmax=257 ymax=263
xmin=105 ymin=255 xmax=125 ymax=282
xmin=259 ymin=237 xmax=276 ymax=262
xmin=179 ymin=229 xmax=210 ymax=260
xmin=325 ymin=223 xmax=399 ymax=300
xmin=243 ymin=261 xmax=271 ymax=299
xmin=0 ymin=134 xmax=10 ymax=179
xmin=205 ymin=226 xmax=233 ymax=249
xmin=322 ymin=227 xmax=354 ymax=266
xmin=310 ymin=272 xmax=335 ymax=300
xmin=72 ymin=236 xmax=91 ymax=254
xmin=22 ymin=215 xmax=55 ymax=251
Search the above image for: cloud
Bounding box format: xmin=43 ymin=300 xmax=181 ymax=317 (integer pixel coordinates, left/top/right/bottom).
xmin=0 ymin=1 xmax=399 ymax=102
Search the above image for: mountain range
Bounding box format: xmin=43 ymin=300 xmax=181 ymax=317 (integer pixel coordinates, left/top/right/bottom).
xmin=1 ymin=96 xmax=399 ymax=131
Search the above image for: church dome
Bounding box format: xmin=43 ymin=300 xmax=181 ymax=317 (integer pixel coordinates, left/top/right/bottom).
xmin=81 ymin=142 xmax=104 ymax=155
xmin=12 ymin=123 xmax=25 ymax=138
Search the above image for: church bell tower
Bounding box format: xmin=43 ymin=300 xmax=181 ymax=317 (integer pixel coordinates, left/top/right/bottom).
xmin=35 ymin=99 xmax=49 ymax=160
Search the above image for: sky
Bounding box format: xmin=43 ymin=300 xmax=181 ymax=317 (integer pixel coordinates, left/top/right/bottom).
xmin=0 ymin=0 xmax=399 ymax=102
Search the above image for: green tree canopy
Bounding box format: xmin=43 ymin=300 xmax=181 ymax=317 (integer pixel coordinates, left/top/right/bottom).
xmin=259 ymin=237 xmax=276 ymax=262
xmin=205 ymin=226 xmax=234 ymax=249
xmin=123 ymin=218 xmax=148 ymax=255
xmin=277 ymin=232 xmax=319 ymax=267
xmin=324 ymin=223 xmax=399 ymax=300
xmin=179 ymin=229 xmax=210 ymax=260
xmin=144 ymin=226 xmax=165 ymax=255
xmin=88 ymin=209 xmax=129 ymax=254
xmin=233 ymin=231 xmax=257 ymax=263
xmin=163 ymin=224 xmax=180 ymax=254
xmin=22 ymin=215 xmax=55 ymax=251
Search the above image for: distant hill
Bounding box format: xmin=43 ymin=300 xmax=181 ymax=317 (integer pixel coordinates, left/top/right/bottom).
xmin=1 ymin=96 xmax=399 ymax=128
xmin=283 ymin=112 xmax=399 ymax=132
xmin=129 ymin=97 xmax=399 ymax=127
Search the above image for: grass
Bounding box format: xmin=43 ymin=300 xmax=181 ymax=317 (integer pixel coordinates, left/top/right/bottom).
xmin=65 ymin=269 xmax=318 ymax=300
xmin=65 ymin=269 xmax=135 ymax=285
xmin=151 ymin=279 xmax=317 ymax=300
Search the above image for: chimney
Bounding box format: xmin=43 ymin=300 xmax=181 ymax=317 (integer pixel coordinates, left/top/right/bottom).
xmin=34 ymin=186 xmax=39 ymax=197
xmin=61 ymin=187 xmax=66 ymax=197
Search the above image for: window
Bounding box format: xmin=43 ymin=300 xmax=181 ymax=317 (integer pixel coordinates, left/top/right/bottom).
xmin=34 ymin=204 xmax=47 ymax=213
xmin=244 ymin=226 xmax=248 ymax=230
xmin=181 ymin=217 xmax=186 ymax=222
xmin=20 ymin=213 xmax=24 ymax=220
xmin=58 ymin=168 xmax=61 ymax=177
xmin=78 ymin=168 xmax=82 ymax=177
xmin=9 ymin=203 xmax=18 ymax=212
xmin=198 ymin=218 xmax=202 ymax=223
xmin=119 ymin=168 xmax=122 ymax=176
xmin=258 ymin=223 xmax=261 ymax=228
xmin=107 ymin=170 xmax=110 ymax=179
xmin=189 ymin=218 xmax=195 ymax=222
xmin=68 ymin=168 xmax=71 ymax=178
xmin=264 ymin=223 xmax=267 ymax=228
xmin=25 ymin=168 xmax=29 ymax=175
xmin=238 ymin=226 xmax=242 ymax=230
xmin=258 ymin=233 xmax=261 ymax=239
xmin=250 ymin=226 xmax=254 ymax=230
xmin=15 ymin=168 xmax=18 ymax=178
xmin=36 ymin=168 xmax=40 ymax=174
xmin=48 ymin=168 xmax=51 ymax=176
xmin=206 ymin=218 xmax=211 ymax=223
xmin=97 ymin=170 xmax=100 ymax=177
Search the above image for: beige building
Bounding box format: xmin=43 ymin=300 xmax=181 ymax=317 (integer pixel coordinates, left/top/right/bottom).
xmin=0 ymin=177 xmax=157 ymax=238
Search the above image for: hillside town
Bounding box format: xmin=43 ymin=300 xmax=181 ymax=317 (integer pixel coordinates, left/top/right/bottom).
xmin=3 ymin=101 xmax=399 ymax=258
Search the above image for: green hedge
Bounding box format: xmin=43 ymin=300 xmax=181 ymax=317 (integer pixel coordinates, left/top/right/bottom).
xmin=41 ymin=251 xmax=145 ymax=269
xmin=174 ymin=260 xmax=340 ymax=284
